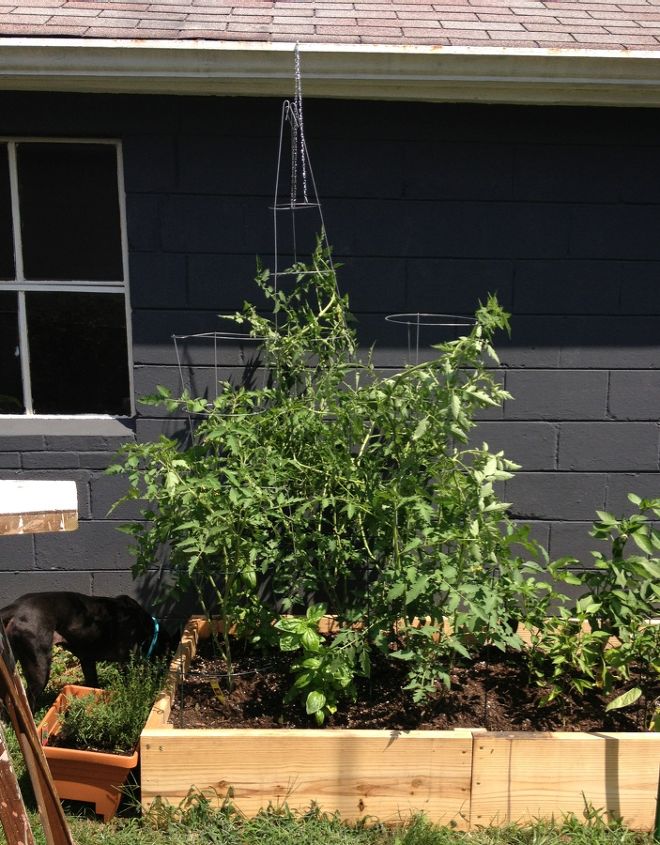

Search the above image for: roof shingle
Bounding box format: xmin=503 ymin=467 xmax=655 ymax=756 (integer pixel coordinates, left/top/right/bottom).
xmin=3 ymin=0 xmax=660 ymax=50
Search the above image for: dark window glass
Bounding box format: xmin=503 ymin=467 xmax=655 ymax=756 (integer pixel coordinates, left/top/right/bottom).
xmin=18 ymin=143 xmax=123 ymax=281
xmin=0 ymin=145 xmax=15 ymax=279
xmin=0 ymin=291 xmax=24 ymax=413
xmin=26 ymin=291 xmax=130 ymax=415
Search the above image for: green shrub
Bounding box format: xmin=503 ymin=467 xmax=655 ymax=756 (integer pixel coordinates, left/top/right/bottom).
xmin=109 ymin=236 xmax=658 ymax=725
xmin=110 ymin=237 xmax=555 ymax=723
xmin=58 ymin=656 xmax=166 ymax=754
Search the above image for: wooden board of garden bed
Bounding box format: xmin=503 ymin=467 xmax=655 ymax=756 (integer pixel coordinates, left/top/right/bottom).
xmin=140 ymin=616 xmax=660 ymax=830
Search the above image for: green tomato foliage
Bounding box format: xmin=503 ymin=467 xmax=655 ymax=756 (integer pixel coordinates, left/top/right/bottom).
xmin=108 ymin=237 xmax=657 ymax=721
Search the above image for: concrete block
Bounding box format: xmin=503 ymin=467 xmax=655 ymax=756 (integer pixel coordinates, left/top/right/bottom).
xmin=90 ymin=569 xmax=141 ymax=599
xmin=559 ymin=422 xmax=659 ymax=471
xmin=505 ymin=370 xmax=608 ymax=420
xmin=405 ymin=258 xmax=513 ymax=312
xmin=619 ymin=261 xmax=660 ymax=314
xmin=129 ymin=251 xmax=187 ymax=309
xmin=621 ymin=145 xmax=660 ymax=203
xmin=78 ymin=453 xmax=118 ymax=470
xmin=351 ymin=200 xmax=570 ymax=261
xmin=506 ymin=472 xmax=606 ymax=520
xmin=1 ymin=571 xmax=93 ymax=604
xmin=314 ymin=137 xmax=407 ymax=199
xmin=43 ymin=425 xmax=134 ymax=450
xmin=135 ymin=417 xmax=189 ymax=443
xmin=0 ymin=533 xmax=34 ymax=571
xmin=2 ymin=418 xmax=133 ymax=443
xmin=0 ymin=431 xmax=45 ymax=451
xmin=403 ymin=141 xmax=513 ymax=201
xmin=473 ymin=421 xmax=558 ymax=470
xmin=514 ymin=144 xmax=623 ymax=203
xmin=34 ymin=521 xmax=134 ymax=571
xmin=187 ymin=253 xmax=268 ymax=311
xmin=558 ymin=317 xmax=660 ymax=369
xmin=513 ymin=259 xmax=620 ymax=314
xmin=132 ymin=308 xmax=248 ymax=366
xmin=91 ymin=569 xmax=174 ymax=617
xmin=177 ymin=134 xmax=277 ymax=195
xmin=605 ymin=472 xmax=660 ymax=514
xmin=22 ymin=452 xmax=80 ymax=470
xmin=0 ymin=453 xmax=20 ymax=468
xmin=76 ymin=480 xmax=92 ymax=521
xmin=10 ymin=469 xmax=91 ymax=483
xmin=548 ymin=521 xmax=611 ymax=567
xmin=609 ymin=370 xmax=660 ymax=420
xmin=173 ymin=94 xmax=279 ymax=138
xmin=495 ymin=316 xmax=561 ymax=368
xmin=125 ymin=193 xmax=162 ymax=251
xmin=160 ymin=194 xmax=271 ymax=254
xmin=123 ymin=134 xmax=177 ymax=192
xmin=570 ymin=204 xmax=660 ymax=260
xmin=341 ymin=256 xmax=407 ymax=313
xmin=92 ymin=474 xmax=146 ymax=521
xmin=352 ymin=312 xmax=416 ymax=368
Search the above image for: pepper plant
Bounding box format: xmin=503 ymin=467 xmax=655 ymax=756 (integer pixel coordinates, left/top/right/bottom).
xmin=110 ymin=237 xmax=556 ymax=722
xmin=527 ymin=495 xmax=660 ymax=712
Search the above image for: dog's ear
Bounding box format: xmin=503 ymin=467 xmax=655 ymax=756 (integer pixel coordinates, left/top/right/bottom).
xmin=113 ymin=595 xmax=152 ymax=645
xmin=116 ymin=594 xmax=142 ymax=608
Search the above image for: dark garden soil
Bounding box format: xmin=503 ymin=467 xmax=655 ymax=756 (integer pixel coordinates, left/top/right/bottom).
xmin=169 ymin=638 xmax=658 ymax=733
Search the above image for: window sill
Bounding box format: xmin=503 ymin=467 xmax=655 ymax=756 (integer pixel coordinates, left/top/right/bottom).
xmin=0 ymin=417 xmax=135 ymax=438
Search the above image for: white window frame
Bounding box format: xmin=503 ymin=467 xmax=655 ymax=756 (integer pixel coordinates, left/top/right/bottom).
xmin=0 ymin=137 xmax=134 ymax=417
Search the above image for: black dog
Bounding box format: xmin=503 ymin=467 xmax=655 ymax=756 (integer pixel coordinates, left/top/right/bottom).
xmin=0 ymin=592 xmax=171 ymax=711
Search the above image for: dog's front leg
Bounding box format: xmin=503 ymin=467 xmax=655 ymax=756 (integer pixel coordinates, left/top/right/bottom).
xmin=79 ymin=657 xmax=99 ymax=689
xmin=5 ymin=620 xmax=52 ymax=712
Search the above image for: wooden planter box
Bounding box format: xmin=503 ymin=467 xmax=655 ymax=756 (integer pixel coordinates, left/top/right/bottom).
xmin=38 ymin=684 xmax=139 ymax=822
xmin=141 ymin=617 xmax=660 ymax=830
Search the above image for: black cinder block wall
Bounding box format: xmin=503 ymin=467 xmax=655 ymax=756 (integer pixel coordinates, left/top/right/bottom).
xmin=1 ymin=92 xmax=658 ymax=610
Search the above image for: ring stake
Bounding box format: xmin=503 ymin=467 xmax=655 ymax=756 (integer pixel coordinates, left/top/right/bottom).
xmin=384 ymin=313 xmax=477 ymax=365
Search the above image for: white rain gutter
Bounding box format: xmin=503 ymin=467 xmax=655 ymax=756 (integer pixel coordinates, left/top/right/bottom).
xmin=0 ymin=38 xmax=660 ymax=106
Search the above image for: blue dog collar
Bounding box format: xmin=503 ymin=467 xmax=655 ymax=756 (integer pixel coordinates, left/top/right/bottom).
xmin=146 ymin=616 xmax=160 ymax=658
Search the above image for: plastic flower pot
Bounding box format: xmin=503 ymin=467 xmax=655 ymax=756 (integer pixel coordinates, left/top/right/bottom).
xmin=37 ymin=684 xmax=138 ymax=822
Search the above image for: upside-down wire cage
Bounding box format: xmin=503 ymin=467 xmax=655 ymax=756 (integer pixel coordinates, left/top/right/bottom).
xmin=270 ymin=44 xmax=337 ymax=302
xmin=170 ymin=44 xmax=341 ymax=443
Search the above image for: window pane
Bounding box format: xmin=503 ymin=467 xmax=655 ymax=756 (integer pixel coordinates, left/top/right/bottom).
xmin=0 ymin=145 xmax=15 ymax=279
xmin=0 ymin=291 xmax=24 ymax=413
xmin=27 ymin=291 xmax=130 ymax=415
xmin=18 ymin=143 xmax=123 ymax=281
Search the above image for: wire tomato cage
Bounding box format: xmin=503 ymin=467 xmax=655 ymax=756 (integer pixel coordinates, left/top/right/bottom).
xmin=171 ymin=328 xmax=269 ymax=442
xmin=384 ymin=312 xmax=477 ymax=365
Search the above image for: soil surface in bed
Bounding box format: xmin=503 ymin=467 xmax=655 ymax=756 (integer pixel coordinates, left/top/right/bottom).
xmin=169 ymin=638 xmax=657 ymax=732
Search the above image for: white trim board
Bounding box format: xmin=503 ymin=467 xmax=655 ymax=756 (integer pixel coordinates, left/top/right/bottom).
xmin=0 ymin=40 xmax=660 ymax=106
xmin=0 ymin=480 xmax=78 ymax=516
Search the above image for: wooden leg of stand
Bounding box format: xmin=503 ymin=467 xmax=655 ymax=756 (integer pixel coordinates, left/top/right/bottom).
xmin=0 ymin=718 xmax=35 ymax=845
xmin=0 ymin=644 xmax=75 ymax=845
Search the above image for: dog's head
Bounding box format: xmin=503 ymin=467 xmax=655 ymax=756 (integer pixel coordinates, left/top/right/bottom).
xmin=114 ymin=595 xmax=174 ymax=659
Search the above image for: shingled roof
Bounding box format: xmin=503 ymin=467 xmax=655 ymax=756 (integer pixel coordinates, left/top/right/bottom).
xmin=2 ymin=0 xmax=660 ymax=50
xmin=1 ymin=0 xmax=660 ymax=106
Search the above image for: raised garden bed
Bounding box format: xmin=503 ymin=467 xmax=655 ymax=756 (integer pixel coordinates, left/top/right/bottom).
xmin=141 ymin=617 xmax=660 ymax=830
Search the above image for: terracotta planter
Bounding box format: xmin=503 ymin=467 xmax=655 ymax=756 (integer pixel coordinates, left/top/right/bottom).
xmin=37 ymin=684 xmax=139 ymax=822
xmin=140 ymin=616 xmax=660 ymax=830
